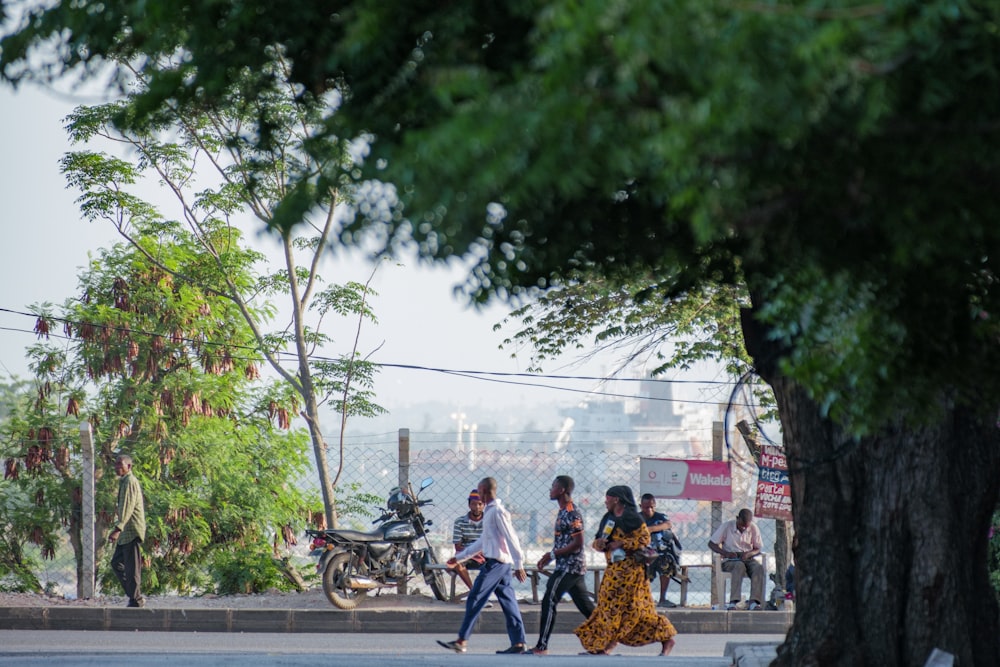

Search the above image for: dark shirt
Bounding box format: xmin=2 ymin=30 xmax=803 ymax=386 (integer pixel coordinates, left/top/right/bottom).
xmin=552 ymin=501 xmax=586 ymax=575
xmin=643 ymin=511 xmax=669 ymax=548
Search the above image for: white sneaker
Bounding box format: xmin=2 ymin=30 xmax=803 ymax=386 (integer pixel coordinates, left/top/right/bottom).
xmin=747 ymin=601 xmax=761 ymax=611
xmin=724 ymin=601 xmax=739 ymax=611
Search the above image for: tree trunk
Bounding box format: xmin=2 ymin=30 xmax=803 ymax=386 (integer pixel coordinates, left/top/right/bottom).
xmin=743 ymin=308 xmax=1000 ymax=666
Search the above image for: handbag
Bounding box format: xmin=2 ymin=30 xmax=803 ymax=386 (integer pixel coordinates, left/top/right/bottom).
xmin=632 ymin=545 xmax=659 ymax=565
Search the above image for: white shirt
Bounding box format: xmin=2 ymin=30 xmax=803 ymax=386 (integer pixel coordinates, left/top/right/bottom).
xmin=455 ymin=498 xmax=524 ymax=571
xmin=710 ymin=519 xmax=762 ymax=554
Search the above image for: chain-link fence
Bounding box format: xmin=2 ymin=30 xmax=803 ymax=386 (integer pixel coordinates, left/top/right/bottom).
xmin=25 ymin=429 xmax=778 ymax=607
xmin=327 ymin=439 xmax=776 ymax=607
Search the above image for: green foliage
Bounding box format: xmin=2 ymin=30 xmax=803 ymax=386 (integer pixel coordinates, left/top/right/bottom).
xmin=0 ymin=517 xmax=41 ymax=593
xmin=499 ymin=272 xmax=753 ymax=377
xmin=208 ymin=543 xmax=299 ymax=595
xmin=0 ymin=221 xmax=316 ymax=593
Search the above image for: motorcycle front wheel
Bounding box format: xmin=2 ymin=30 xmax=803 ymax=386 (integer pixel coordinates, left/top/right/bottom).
xmin=421 ymin=548 xmax=448 ymax=602
xmin=322 ymin=551 xmax=369 ymax=610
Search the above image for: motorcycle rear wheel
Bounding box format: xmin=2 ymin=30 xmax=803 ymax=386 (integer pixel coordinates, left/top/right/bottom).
xmin=322 ymin=551 xmax=369 ymax=610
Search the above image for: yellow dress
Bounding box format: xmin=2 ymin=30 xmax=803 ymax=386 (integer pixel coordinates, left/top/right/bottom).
xmin=574 ymin=523 xmax=678 ymax=653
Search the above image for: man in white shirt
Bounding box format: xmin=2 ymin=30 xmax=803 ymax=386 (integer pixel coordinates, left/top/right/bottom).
xmin=708 ymin=508 xmax=765 ymax=610
xmin=437 ymin=477 xmax=529 ymax=655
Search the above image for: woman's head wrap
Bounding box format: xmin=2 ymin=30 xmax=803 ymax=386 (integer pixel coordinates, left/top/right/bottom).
xmin=596 ymin=485 xmax=644 ymax=535
xmin=606 ymin=485 xmax=638 ymax=510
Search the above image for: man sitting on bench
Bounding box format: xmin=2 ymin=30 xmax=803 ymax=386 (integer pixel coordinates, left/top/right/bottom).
xmin=708 ymin=508 xmax=765 ymax=610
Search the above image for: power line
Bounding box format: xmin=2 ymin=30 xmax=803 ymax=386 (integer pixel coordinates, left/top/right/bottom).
xmin=0 ymin=306 xmax=766 ymax=405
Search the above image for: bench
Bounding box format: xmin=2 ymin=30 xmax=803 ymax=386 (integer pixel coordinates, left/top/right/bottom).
xmin=430 ymin=560 xmax=720 ymax=607
xmin=677 ymin=563 xmax=713 ymax=607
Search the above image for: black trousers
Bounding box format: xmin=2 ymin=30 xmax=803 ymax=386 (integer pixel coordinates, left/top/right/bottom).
xmin=535 ymin=570 xmax=595 ymax=650
xmin=111 ymin=538 xmax=143 ymax=604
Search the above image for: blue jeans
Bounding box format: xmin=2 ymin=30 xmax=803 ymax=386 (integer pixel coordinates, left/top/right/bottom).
xmin=458 ymin=558 xmax=526 ymax=645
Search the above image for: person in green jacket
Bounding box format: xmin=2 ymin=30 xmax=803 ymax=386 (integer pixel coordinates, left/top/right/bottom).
xmin=108 ymin=454 xmax=146 ymax=608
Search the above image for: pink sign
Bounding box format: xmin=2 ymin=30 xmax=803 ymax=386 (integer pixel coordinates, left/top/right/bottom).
xmin=639 ymin=458 xmax=733 ymax=502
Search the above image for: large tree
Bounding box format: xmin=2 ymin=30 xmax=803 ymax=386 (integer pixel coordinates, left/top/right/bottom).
xmin=4 ymin=2 xmax=1000 ymax=663
xmin=1 ymin=227 xmax=315 ymax=595
xmin=57 ymin=57 xmax=384 ymax=529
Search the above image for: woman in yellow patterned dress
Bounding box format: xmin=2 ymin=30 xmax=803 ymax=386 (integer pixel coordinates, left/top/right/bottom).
xmin=574 ymin=486 xmax=677 ymax=656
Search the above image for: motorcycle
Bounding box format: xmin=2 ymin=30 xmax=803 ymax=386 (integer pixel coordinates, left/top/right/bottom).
xmin=305 ymin=477 xmax=448 ymax=609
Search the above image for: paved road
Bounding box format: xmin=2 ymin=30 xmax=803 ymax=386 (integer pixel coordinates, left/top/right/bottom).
xmin=0 ymin=630 xmax=783 ymax=665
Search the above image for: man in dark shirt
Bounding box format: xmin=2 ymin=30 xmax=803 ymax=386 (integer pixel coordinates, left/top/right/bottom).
xmin=527 ymin=475 xmax=595 ymax=655
xmin=641 ymin=493 xmax=681 ymax=608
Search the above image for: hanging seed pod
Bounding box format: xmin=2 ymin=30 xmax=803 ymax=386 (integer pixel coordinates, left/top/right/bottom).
xmin=55 ymin=447 xmax=70 ymax=471
xmin=112 ymin=277 xmax=129 ymax=310
xmin=66 ymin=396 xmax=80 ymax=416
xmin=159 ymin=446 xmax=174 ymax=466
xmin=4 ymin=458 xmax=19 ymax=480
xmin=33 ymin=317 xmax=50 ymax=339
xmin=311 ymin=511 xmax=327 ymax=531
xmin=29 ymin=526 xmax=45 ymax=546
xmin=245 ymin=363 xmax=260 ymax=381
xmin=25 ymin=445 xmax=42 ymax=471
xmin=282 ymin=524 xmax=297 ymax=546
xmin=220 ymin=349 xmax=234 ymax=374
xmin=35 ymin=489 xmax=45 ymax=506
xmin=78 ymin=322 xmax=95 ymax=341
xmin=37 ymin=427 xmax=53 ymax=447
xmin=72 ymin=486 xmax=82 ymax=504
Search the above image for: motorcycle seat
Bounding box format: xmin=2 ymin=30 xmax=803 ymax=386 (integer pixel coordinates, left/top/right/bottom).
xmin=330 ymin=529 xmax=387 ymax=543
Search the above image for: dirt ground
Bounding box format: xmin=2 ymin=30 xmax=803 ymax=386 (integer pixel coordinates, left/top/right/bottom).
xmin=0 ymin=586 xmax=451 ymax=610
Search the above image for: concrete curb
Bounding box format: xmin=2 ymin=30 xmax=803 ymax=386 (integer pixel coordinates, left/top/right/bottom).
xmin=0 ymin=606 xmax=793 ymax=634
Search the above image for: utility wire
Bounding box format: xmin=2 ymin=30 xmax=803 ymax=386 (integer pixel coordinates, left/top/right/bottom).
xmin=0 ymin=307 xmax=766 ymax=406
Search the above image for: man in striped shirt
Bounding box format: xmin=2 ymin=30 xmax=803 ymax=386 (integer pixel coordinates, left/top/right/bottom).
xmin=451 ymin=489 xmax=486 ymax=591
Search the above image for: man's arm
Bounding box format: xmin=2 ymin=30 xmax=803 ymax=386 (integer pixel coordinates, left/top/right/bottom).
xmin=537 ymin=531 xmax=584 ymax=569
xmin=741 ymin=524 xmax=763 ymax=560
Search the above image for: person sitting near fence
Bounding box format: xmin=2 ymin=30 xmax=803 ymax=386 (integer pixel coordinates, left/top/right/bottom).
xmin=708 ymin=508 xmax=765 ymax=611
xmin=452 ymin=489 xmax=487 ymax=594
xmin=639 ymin=493 xmax=682 ymax=608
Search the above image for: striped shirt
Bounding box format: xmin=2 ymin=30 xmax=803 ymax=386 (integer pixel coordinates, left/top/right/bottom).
xmin=452 ymin=513 xmax=485 ymax=549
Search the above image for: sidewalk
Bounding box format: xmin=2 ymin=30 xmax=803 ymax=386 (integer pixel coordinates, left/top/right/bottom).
xmin=0 ymin=590 xmax=792 ymax=635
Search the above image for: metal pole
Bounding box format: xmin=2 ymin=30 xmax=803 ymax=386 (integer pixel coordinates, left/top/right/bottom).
xmin=79 ymin=421 xmax=95 ymax=599
xmin=710 ymin=420 xmax=724 ymax=607
xmin=397 ymin=428 xmax=410 ymax=595
xmin=398 ymin=428 xmax=410 ymax=491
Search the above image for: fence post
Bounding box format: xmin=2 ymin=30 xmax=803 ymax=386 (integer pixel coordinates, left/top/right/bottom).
xmin=79 ymin=421 xmax=95 ymax=599
xmin=710 ymin=420 xmax=724 ymax=607
xmin=398 ymin=428 xmax=410 ymax=595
